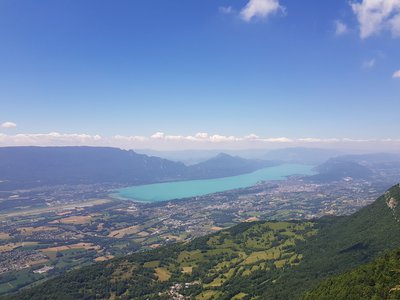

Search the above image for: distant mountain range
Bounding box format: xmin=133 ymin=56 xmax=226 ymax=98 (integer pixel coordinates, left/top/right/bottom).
xmin=332 ymin=153 xmax=400 ymax=164
xmin=186 ymin=153 xmax=276 ymax=179
xmin=308 ymin=160 xmax=373 ymax=182
xmin=263 ymin=147 xmax=343 ymax=164
xmin=6 ymin=184 xmax=400 ymax=299
xmin=307 ymin=153 xmax=400 ymax=183
xmin=0 ymin=147 xmax=278 ymax=190
xmin=2 ymin=147 xmax=399 ymax=190
xmin=137 ymin=147 xmax=343 ymax=165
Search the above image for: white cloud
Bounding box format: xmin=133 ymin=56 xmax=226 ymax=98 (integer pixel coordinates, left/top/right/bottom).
xmin=240 ymin=0 xmax=284 ymax=22
xmin=244 ymin=134 xmax=260 ymax=140
xmin=150 ymin=132 xmax=165 ymax=139
xmin=342 ymin=138 xmax=372 ymax=142
xmin=362 ymin=58 xmax=376 ymax=69
xmin=0 ymin=132 xmax=102 ymax=146
xmin=351 ymin=0 xmax=400 ymax=38
xmin=297 ymin=138 xmax=323 ymax=143
xmin=165 ymin=135 xmax=186 ymax=141
xmin=335 ymin=20 xmax=349 ymax=35
xmin=219 ymin=6 xmax=234 ymax=14
xmin=298 ymin=138 xmax=341 ymax=143
xmin=260 ymin=137 xmax=293 ymax=143
xmin=1 ymin=121 xmax=17 ymax=129
xmin=393 ymin=69 xmax=400 ymax=78
xmin=195 ymin=132 xmax=209 ymax=139
xmin=114 ymin=135 xmax=147 ymax=142
xmin=209 ymin=134 xmax=240 ymax=143
xmin=390 ymin=13 xmax=400 ymax=35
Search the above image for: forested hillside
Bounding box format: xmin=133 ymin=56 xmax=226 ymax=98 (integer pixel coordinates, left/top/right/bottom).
xmin=302 ymin=249 xmax=400 ymax=300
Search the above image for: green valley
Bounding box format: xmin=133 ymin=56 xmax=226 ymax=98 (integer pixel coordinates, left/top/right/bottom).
xmin=4 ymin=184 xmax=400 ymax=299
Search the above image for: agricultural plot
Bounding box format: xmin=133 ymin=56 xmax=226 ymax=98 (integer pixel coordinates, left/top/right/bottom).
xmin=85 ymin=220 xmax=318 ymax=299
xmin=17 ymin=226 xmax=57 ymax=234
xmin=0 ymin=232 xmax=10 ymax=240
xmin=49 ymin=215 xmax=92 ymax=225
xmin=108 ymin=225 xmax=140 ymax=238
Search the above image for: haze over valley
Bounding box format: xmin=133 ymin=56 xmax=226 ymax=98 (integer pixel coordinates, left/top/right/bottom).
xmin=2 ymin=146 xmax=400 ymax=297
xmin=1 ymin=0 xmax=400 ymax=299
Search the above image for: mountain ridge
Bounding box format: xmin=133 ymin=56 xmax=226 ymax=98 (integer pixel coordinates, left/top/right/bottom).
xmin=0 ymin=146 xmax=277 ymax=190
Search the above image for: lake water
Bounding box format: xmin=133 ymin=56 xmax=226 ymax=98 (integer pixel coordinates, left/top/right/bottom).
xmin=115 ymin=164 xmax=315 ymax=202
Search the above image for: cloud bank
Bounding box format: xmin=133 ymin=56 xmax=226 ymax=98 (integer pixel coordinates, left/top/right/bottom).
xmin=0 ymin=132 xmax=400 ymax=151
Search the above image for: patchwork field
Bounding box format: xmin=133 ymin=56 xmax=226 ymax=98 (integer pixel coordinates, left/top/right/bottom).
xmin=97 ymin=220 xmax=318 ymax=299
xmin=49 ymin=215 xmax=92 ymax=224
xmin=0 ymin=242 xmax=38 ymax=253
xmin=17 ymin=226 xmax=57 ymax=234
xmin=94 ymin=255 xmax=115 ymax=262
xmin=108 ymin=225 xmax=140 ymax=238
xmin=8 ymin=183 xmax=400 ymax=300
xmin=41 ymin=242 xmax=100 ymax=252
xmin=0 ymin=232 xmax=11 ymax=240
xmin=155 ymin=267 xmax=171 ymax=281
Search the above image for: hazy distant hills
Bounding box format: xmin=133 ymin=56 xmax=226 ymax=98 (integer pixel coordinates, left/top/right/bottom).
xmin=263 ymin=147 xmax=342 ymax=164
xmin=333 ymin=153 xmax=400 ymax=164
xmin=2 ymin=146 xmax=398 ymax=189
xmin=137 ymin=147 xmax=342 ymax=165
xmin=308 ymin=153 xmax=400 ymax=183
xmin=308 ymin=160 xmax=373 ymax=182
xmin=187 ymin=153 xmax=278 ymax=179
xmin=0 ymin=147 xmax=187 ymax=189
xmin=7 ymin=184 xmax=400 ymax=299
xmin=0 ymin=147 xmax=277 ymax=190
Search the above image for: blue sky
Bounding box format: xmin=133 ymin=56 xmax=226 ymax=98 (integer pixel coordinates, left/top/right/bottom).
xmin=0 ymin=0 xmax=400 ymax=150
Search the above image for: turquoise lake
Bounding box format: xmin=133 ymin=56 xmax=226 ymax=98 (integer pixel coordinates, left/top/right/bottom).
xmin=115 ymin=164 xmax=315 ymax=203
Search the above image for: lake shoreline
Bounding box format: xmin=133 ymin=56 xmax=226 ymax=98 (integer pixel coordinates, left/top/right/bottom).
xmin=113 ymin=164 xmax=316 ymax=203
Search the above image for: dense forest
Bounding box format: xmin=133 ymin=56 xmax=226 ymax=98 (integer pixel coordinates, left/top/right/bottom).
xmin=303 ymin=249 xmax=400 ymax=299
